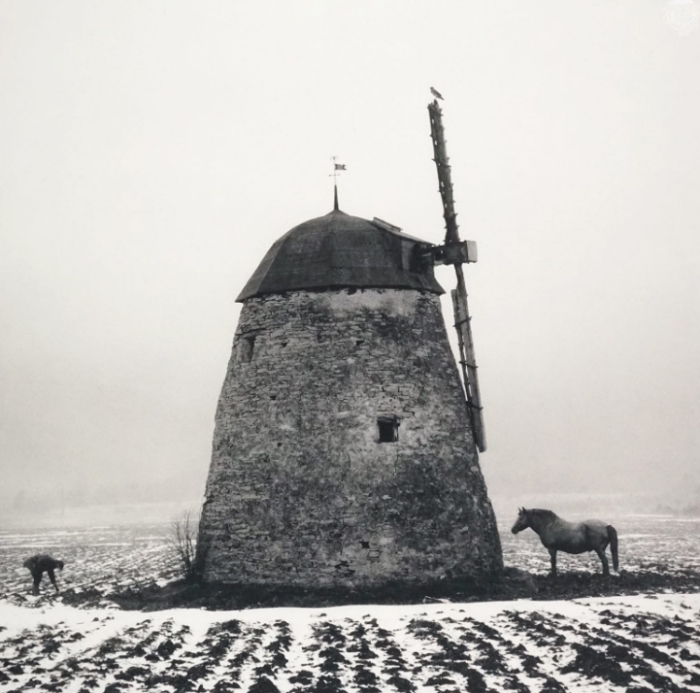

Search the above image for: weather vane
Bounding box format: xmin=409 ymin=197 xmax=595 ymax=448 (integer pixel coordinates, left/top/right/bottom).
xmin=330 ymin=156 xmax=346 ymax=210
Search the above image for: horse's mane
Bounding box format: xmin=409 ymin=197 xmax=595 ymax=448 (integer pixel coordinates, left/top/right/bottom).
xmin=528 ymin=508 xmax=558 ymax=522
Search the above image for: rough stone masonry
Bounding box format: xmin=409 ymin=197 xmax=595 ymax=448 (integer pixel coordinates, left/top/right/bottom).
xmin=197 ymin=210 xmax=503 ymax=589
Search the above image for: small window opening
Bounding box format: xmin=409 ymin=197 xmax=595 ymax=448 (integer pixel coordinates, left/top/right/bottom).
xmin=378 ymin=416 xmax=400 ymax=443
xmin=239 ymin=335 xmax=256 ymax=363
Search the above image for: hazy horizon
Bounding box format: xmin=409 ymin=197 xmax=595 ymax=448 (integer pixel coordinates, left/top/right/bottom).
xmin=2 ymin=1 xmax=699 ymax=510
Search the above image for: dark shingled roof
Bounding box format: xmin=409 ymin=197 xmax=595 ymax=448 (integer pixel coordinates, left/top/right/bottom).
xmin=236 ymin=209 xmax=444 ymax=301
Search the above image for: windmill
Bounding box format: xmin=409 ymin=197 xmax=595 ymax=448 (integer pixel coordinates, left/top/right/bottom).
xmin=195 ymin=101 xmax=503 ymax=588
xmin=427 ymin=98 xmax=486 ymax=452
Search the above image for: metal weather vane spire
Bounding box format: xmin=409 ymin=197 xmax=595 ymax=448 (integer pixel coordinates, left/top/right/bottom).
xmin=330 ymin=156 xmax=346 ymax=211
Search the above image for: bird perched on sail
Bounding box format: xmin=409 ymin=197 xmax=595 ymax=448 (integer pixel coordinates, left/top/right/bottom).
xmin=430 ymin=87 xmax=444 ymax=100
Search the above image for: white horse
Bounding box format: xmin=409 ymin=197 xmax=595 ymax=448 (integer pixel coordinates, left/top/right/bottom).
xmin=511 ymin=507 xmax=619 ymax=577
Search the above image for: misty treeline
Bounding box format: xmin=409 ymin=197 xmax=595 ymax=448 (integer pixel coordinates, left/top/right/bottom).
xmin=6 ymin=476 xmax=203 ymax=515
xmin=655 ymin=476 xmax=700 ymax=516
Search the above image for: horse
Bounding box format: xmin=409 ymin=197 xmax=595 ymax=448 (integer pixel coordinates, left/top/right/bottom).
xmin=511 ymin=507 xmax=618 ymax=577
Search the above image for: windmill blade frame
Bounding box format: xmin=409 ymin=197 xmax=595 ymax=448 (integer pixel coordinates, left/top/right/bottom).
xmin=428 ymin=99 xmax=486 ymax=452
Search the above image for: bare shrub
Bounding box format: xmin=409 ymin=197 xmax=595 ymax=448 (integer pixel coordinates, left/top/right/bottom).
xmin=169 ymin=511 xmax=200 ymax=583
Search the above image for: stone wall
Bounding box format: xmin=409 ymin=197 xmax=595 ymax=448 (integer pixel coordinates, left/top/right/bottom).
xmin=197 ymin=287 xmax=502 ymax=587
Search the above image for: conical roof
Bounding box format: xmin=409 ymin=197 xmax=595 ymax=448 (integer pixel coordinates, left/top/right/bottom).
xmin=237 ymin=209 xmax=443 ymax=301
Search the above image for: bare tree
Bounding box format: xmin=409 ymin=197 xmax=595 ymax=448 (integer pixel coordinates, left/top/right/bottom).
xmin=169 ymin=511 xmax=199 ymax=583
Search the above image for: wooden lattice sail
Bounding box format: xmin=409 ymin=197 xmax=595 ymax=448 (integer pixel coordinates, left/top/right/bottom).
xmin=428 ymin=100 xmax=487 ymax=452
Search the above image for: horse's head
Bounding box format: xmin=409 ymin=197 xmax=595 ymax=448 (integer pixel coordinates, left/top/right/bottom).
xmin=56 ymin=560 xmax=64 ymax=571
xmin=511 ymin=507 xmax=530 ymax=534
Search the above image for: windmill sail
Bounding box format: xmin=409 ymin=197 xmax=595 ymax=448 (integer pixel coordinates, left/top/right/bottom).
xmin=428 ymin=100 xmax=486 ymax=452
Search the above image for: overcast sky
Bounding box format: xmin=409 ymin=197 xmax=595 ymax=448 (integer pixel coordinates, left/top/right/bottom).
xmin=1 ymin=0 xmax=699 ymax=504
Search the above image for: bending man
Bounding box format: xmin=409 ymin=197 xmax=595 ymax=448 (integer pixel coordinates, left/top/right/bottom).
xmin=23 ymin=554 xmax=64 ymax=595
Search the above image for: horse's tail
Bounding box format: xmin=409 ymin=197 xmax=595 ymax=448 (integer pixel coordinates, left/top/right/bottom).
xmin=607 ymin=525 xmax=619 ymax=572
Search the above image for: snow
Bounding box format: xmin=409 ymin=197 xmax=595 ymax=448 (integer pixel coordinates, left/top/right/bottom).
xmin=2 ymin=593 xmax=699 ymax=692
xmin=2 ymin=510 xmax=700 ymax=691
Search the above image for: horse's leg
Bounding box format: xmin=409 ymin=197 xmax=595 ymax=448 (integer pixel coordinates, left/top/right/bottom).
xmin=48 ymin=568 xmax=58 ymax=593
xmin=549 ymin=549 xmax=557 ymax=578
xmin=607 ymin=526 xmax=619 ymax=572
xmin=596 ymin=548 xmax=610 ymax=576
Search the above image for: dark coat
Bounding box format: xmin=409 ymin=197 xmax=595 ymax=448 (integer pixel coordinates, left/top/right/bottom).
xmin=23 ymin=554 xmax=64 ymax=594
xmin=24 ymin=554 xmax=64 ymax=573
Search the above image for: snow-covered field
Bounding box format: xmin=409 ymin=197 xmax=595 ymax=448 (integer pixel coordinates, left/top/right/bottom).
xmin=1 ymin=504 xmax=700 ymax=692
xmin=0 ymin=522 xmax=179 ymax=602
xmin=1 ymin=594 xmax=700 ymax=692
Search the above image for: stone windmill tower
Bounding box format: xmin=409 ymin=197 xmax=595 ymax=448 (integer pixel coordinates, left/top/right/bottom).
xmin=196 ymin=102 xmax=502 ymax=589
